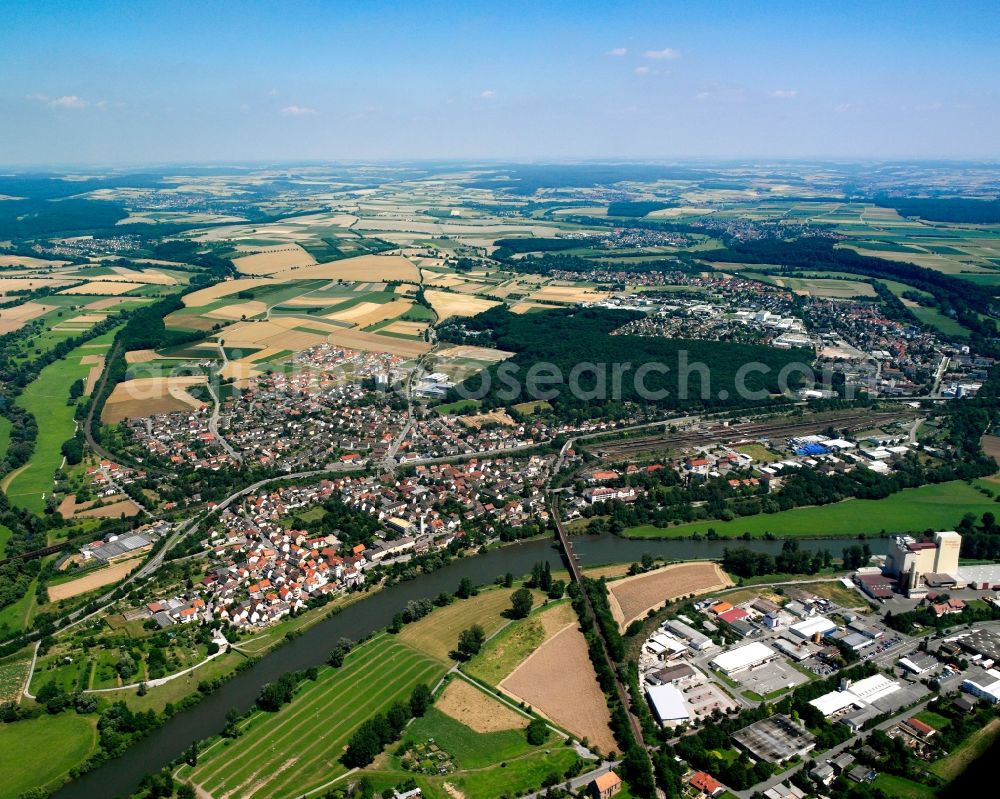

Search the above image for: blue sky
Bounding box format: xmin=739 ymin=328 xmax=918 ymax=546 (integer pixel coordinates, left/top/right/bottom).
xmin=2 ymin=0 xmax=998 ymax=165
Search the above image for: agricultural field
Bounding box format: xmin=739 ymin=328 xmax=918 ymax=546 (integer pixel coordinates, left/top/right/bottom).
xmin=181 ymin=635 xmax=445 ymax=799
xmin=499 ymin=621 xmax=617 ymax=754
xmin=0 ymin=714 xmax=98 ymax=799
xmin=464 ymin=600 xmax=576 ymax=686
xmin=423 ymin=289 xmax=500 ymax=321
xmin=624 ymin=481 xmax=999 ymax=540
xmin=398 ymin=586 xmax=546 ymax=663
xmin=6 ymin=329 xmax=119 ymax=512
xmin=101 ymin=375 xmax=208 ymax=423
xmin=360 ymin=683 xmax=583 ymax=799
xmin=47 ymin=556 xmax=144 ymax=602
xmin=606 ymin=562 xmax=733 ymax=628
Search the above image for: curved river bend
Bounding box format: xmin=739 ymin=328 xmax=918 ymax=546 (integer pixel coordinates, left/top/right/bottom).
xmin=55 ymin=534 xmax=888 ymax=799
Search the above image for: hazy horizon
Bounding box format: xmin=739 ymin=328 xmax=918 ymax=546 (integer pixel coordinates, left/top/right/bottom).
xmin=2 ymin=0 xmax=999 ymax=165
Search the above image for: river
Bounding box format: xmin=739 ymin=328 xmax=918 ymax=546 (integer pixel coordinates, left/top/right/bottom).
xmin=54 ymin=534 xmax=889 ymax=799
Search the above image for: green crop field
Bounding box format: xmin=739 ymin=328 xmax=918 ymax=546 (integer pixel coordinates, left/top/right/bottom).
xmin=0 ymin=713 xmax=98 ymax=799
xmin=6 ymin=331 xmax=118 ymax=512
xmin=624 ymin=481 xmax=998 ymax=539
xmin=182 ymin=635 xmax=445 ymax=799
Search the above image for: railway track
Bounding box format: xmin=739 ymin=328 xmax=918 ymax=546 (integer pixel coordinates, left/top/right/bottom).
xmin=590 ymin=410 xmax=911 ymax=458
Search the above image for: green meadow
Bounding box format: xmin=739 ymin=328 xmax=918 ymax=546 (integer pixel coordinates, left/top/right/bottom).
xmin=0 ymin=713 xmax=97 ymax=799
xmin=6 ymin=329 xmax=118 ymax=513
xmin=624 ymin=481 xmax=997 ymax=539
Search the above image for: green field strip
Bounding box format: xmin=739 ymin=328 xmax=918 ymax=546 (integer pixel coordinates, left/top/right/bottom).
xmin=252 ymin=659 xmax=444 ymax=799
xmin=201 ymin=654 xmax=439 ymax=797
xmin=193 ymin=637 xmax=443 ymax=795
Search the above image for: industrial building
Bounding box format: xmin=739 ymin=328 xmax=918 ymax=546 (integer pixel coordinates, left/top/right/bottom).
xmin=646 ymin=682 xmax=692 ymax=726
xmin=962 ymin=669 xmax=1000 ymax=704
xmin=884 ymin=531 xmax=962 ymax=597
xmin=788 ymin=616 xmax=838 ymax=641
xmin=732 ymin=714 xmax=816 ymax=764
xmin=709 ymin=642 xmax=779 ymax=676
xmin=809 ymin=674 xmax=902 ymax=718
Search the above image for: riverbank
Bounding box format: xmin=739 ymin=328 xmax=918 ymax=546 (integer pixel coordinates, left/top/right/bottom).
xmin=46 ymin=532 xmax=893 ymax=799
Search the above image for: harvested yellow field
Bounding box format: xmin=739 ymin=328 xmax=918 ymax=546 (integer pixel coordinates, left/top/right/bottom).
xmin=205 ymin=300 xmax=267 ymax=321
xmin=109 ymin=266 xmax=177 ymax=284
xmin=435 ymin=345 xmax=513 ymax=362
xmin=0 ymin=277 xmax=75 ymax=295
xmin=394 ymin=283 xmax=418 ymax=295
xmin=270 ymin=254 xmax=419 ymax=282
xmin=60 ymin=281 xmax=138 ymax=296
xmin=421 ymin=270 xmax=468 ymax=287
xmin=232 ymin=244 xmax=316 ymax=275
xmin=424 ymin=290 xmax=499 ymax=321
xmin=83 ymin=355 xmax=105 ymax=395
xmin=527 ymin=286 xmax=609 ymax=304
xmin=381 ymin=320 xmax=427 ymax=336
xmin=0 ymin=255 xmax=69 ymax=268
xmin=102 ymin=376 xmax=208 ymax=423
xmin=124 ymin=349 xmax=158 ymax=363
xmin=182 ymin=278 xmax=274 ymax=307
xmin=500 ymin=623 xmax=616 ymax=754
xmin=436 ymin=679 xmax=526 ymax=733
xmin=0 ymin=301 xmax=55 ymax=334
xmin=48 ymin=557 xmax=144 ymax=602
xmin=325 ymin=299 xmax=411 ymax=327
xmin=328 ymin=329 xmax=432 ymax=357
xmin=509 ymin=301 xmax=560 ymax=314
xmin=607 ymin=562 xmax=733 ymax=629
xmin=214 ymin=318 xmax=328 ymax=349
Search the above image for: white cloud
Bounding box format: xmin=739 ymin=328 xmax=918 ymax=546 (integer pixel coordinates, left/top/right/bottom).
xmin=25 ymin=92 xmax=49 ymax=103
xmin=695 ymin=91 xmax=711 ymax=101
xmin=267 ymin=88 xmax=278 ymax=97
xmin=644 ymin=48 xmax=680 ymax=60
xmin=634 ymin=66 xmax=651 ymax=76
xmin=607 ymin=47 xmax=628 ymax=57
xmin=770 ymin=89 xmax=798 ymax=98
xmin=834 ymin=102 xmax=858 ymax=113
xmin=479 ymin=89 xmax=496 ymax=99
xmin=280 ymin=105 xmax=316 ymax=116
xmin=49 ymin=95 xmax=87 ymax=109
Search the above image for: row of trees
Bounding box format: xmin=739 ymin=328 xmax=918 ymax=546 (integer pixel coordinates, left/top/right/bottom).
xmin=341 ymin=683 xmax=433 ymax=768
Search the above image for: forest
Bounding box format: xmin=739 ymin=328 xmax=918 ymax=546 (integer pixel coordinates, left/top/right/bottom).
xmin=874 ymin=195 xmax=1000 ymax=224
xmin=440 ymin=306 xmax=812 ymax=419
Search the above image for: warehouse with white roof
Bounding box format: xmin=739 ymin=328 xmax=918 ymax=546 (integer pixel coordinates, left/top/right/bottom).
xmin=809 ymin=674 xmax=902 ymax=718
xmin=646 ymin=683 xmax=692 ymax=726
xmin=710 ymin=641 xmax=778 ymax=676
xmin=789 ymin=616 xmax=839 ymax=640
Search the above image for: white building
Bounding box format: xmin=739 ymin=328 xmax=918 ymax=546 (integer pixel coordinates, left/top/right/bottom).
xmin=963 ymin=669 xmax=1000 ymax=704
xmin=646 ymin=683 xmax=691 ymax=727
xmin=710 ymin=642 xmax=778 ymax=676
xmin=789 ymin=616 xmax=838 ymax=640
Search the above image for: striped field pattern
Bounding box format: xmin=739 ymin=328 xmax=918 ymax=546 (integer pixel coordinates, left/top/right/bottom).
xmin=185 ymin=635 xmax=445 ymax=799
